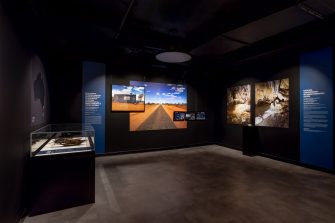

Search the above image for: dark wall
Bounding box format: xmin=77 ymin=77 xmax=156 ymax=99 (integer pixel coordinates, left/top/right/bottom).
xmin=219 ymin=52 xmax=300 ymax=162
xmin=0 ymin=2 xmax=31 ymax=222
xmin=106 ymin=65 xmax=216 ymax=153
xmin=46 ymin=56 xmax=216 ymax=153
xmin=30 ymin=55 xmax=50 ymax=129
xmin=47 ymin=56 xmax=82 ymax=124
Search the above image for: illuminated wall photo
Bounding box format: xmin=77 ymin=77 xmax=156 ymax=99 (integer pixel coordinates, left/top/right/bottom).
xmin=129 ymin=81 xmax=187 ymax=131
xmin=255 ymin=78 xmax=289 ymax=128
xmin=111 ymin=85 xmax=145 ymax=112
xmin=227 ymin=85 xmax=251 ymax=125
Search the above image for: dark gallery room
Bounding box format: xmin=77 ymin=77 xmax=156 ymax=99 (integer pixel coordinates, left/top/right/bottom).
xmin=1 ymin=0 xmax=335 ymax=222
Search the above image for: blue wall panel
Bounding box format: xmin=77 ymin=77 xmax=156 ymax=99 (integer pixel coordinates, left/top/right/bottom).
xmin=82 ymin=62 xmax=106 ymax=154
xmin=300 ymin=48 xmax=333 ymax=170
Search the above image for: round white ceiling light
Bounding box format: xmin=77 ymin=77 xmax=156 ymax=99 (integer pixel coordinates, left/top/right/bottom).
xmin=155 ymin=51 xmax=192 ymax=63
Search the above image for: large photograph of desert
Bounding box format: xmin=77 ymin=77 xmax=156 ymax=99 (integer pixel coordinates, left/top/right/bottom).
xmin=255 ymin=78 xmax=289 ymax=128
xmin=130 ymin=81 xmax=187 ymax=131
xmin=227 ymin=85 xmax=251 ymax=125
xmin=111 ymin=85 xmax=145 ymax=111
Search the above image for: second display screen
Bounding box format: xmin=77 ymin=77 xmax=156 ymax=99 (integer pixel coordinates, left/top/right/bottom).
xmin=129 ymin=81 xmax=187 ymax=131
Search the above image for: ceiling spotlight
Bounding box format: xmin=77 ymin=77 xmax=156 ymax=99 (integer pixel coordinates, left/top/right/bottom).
xmin=155 ymin=51 xmax=192 ymax=63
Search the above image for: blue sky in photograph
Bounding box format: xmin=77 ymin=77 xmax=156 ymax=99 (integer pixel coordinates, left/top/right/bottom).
xmin=112 ymin=85 xmax=145 ymax=101
xmin=130 ymin=81 xmax=187 ymax=104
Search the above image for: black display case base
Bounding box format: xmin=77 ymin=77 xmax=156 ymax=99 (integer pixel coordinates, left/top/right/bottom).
xmin=29 ymin=151 xmax=95 ymax=216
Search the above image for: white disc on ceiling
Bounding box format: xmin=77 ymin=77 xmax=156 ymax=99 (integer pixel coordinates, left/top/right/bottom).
xmin=155 ymin=51 xmax=192 ymax=63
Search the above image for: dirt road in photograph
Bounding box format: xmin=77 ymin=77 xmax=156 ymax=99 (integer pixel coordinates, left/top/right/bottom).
xmin=136 ymin=105 xmax=176 ymax=131
xmin=163 ymin=105 xmax=187 ymax=129
xmin=130 ymin=104 xmax=159 ymax=131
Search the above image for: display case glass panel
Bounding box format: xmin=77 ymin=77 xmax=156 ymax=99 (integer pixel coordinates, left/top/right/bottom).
xmin=31 ymin=124 xmax=95 ymax=157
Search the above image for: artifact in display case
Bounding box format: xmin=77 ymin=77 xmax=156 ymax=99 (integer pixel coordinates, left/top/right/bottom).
xmin=30 ymin=124 xmax=95 ymax=157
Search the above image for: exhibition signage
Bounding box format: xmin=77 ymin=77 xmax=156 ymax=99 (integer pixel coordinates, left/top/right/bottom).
xmin=82 ymin=62 xmax=106 ymax=154
xmin=300 ymin=48 xmax=333 ymax=169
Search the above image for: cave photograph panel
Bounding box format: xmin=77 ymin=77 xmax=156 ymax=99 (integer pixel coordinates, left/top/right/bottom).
xmin=255 ymin=78 xmax=289 ymax=128
xmin=227 ymin=84 xmax=251 ymax=125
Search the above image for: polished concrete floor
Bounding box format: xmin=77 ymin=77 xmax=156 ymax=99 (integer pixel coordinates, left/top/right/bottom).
xmin=24 ymin=145 xmax=335 ymax=223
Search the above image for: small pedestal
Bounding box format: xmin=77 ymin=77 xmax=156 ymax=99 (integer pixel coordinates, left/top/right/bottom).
xmin=29 ymin=151 xmax=95 ymax=216
xmin=242 ymin=125 xmax=258 ymax=156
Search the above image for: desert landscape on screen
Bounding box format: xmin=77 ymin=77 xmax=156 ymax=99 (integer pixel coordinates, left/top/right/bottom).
xmin=129 ymin=81 xmax=187 ymax=131
xmin=112 ymin=102 xmax=145 ymax=111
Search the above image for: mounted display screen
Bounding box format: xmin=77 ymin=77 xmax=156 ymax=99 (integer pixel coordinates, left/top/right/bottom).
xmin=185 ymin=112 xmax=196 ymax=121
xmin=196 ymin=112 xmax=206 ymax=121
xmin=227 ymin=85 xmax=251 ymax=125
xmin=174 ymin=111 xmax=186 ymax=121
xmin=129 ymin=81 xmax=187 ymax=131
xmin=255 ymin=78 xmax=289 ymax=128
xmin=111 ymin=85 xmax=145 ymax=111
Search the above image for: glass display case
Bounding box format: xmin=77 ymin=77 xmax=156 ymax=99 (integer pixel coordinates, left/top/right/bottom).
xmin=31 ymin=124 xmax=95 ymax=157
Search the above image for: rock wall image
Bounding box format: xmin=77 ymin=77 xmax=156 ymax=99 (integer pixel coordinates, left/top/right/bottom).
xmin=227 ymin=84 xmax=251 ymax=125
xmin=255 ymin=78 xmax=289 ymax=128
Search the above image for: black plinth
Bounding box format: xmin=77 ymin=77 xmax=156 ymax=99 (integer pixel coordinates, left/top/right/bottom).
xmin=242 ymin=125 xmax=258 ymax=156
xmin=29 ymin=151 xmax=95 ymax=216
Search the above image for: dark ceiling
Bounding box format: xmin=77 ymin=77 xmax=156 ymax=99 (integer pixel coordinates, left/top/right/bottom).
xmin=3 ymin=0 xmax=335 ymax=62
